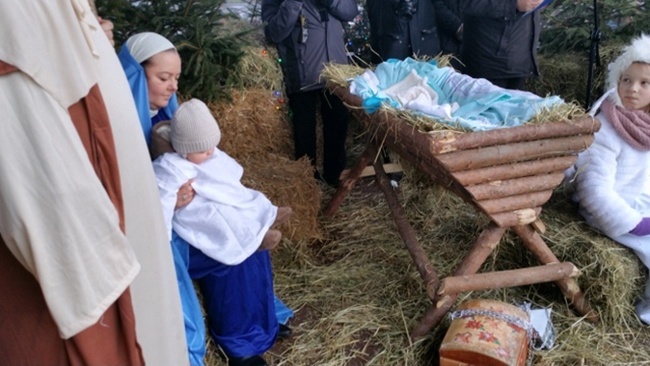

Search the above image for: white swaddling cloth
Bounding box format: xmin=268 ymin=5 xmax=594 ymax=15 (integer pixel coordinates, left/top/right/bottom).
xmin=154 ymin=148 xmax=277 ymax=265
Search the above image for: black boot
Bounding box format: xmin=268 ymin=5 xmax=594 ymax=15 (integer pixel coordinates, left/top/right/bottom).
xmin=278 ymin=323 xmax=293 ymax=339
xmin=228 ymin=355 xmax=267 ymax=366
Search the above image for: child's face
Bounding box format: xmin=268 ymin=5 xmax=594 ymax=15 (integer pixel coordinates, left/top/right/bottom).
xmin=617 ymin=62 xmax=650 ymax=112
xmin=186 ymin=147 xmax=215 ymax=164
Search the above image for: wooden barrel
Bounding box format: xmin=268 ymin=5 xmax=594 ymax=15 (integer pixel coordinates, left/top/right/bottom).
xmin=439 ymin=299 xmax=530 ymax=366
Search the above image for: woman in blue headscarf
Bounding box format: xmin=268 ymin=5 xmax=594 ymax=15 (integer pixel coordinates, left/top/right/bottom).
xmin=119 ymin=32 xmax=180 ymax=145
xmin=118 ymin=32 xmax=205 ymax=366
xmin=119 ymin=32 xmax=291 ymax=366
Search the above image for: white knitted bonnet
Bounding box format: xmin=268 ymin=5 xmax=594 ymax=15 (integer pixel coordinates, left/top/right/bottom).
xmin=170 ymin=99 xmax=221 ymax=154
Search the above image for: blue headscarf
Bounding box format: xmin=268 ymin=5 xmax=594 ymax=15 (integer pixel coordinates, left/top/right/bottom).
xmin=118 ymin=34 xmax=179 ymax=145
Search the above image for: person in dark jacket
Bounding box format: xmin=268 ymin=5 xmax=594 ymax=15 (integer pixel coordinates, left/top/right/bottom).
xmin=461 ymin=0 xmax=544 ymax=90
xmin=367 ymin=0 xmax=441 ymax=63
xmin=262 ymin=0 xmax=358 ymax=187
xmin=434 ymin=0 xmax=468 ymax=69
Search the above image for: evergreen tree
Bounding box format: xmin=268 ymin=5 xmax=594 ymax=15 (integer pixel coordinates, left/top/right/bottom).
xmin=97 ymin=0 xmax=257 ymax=102
xmin=541 ymin=0 xmax=648 ymax=54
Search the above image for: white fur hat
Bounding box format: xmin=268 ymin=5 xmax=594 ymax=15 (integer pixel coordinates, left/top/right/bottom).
xmin=606 ymin=33 xmax=650 ymax=105
xmin=171 ymin=99 xmax=221 ymax=154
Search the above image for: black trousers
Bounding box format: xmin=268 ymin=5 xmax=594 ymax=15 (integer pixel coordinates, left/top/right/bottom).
xmin=288 ymin=88 xmax=349 ymax=185
xmin=489 ymin=77 xmax=527 ymax=91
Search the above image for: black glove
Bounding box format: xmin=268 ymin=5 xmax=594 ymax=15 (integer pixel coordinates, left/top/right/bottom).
xmin=316 ymin=0 xmax=331 ymax=21
xmin=318 ymin=0 xmax=333 ymax=7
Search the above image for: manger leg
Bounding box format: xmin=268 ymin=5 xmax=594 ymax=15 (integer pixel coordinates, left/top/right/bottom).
xmin=373 ymin=158 xmax=439 ymax=299
xmin=512 ymin=224 xmax=598 ymax=322
xmin=410 ymin=224 xmax=506 ymax=338
xmin=322 ymin=142 xmax=377 ymax=217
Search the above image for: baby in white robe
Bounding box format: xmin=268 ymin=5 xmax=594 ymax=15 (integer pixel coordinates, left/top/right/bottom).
xmin=153 ymin=99 xmax=292 ymax=265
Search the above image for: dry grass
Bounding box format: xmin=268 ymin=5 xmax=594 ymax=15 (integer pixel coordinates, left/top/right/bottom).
xmin=235 ymin=46 xmax=286 ymax=92
xmin=528 ymin=43 xmax=624 ymax=106
xmin=263 ymin=164 xmax=650 ymax=366
xmin=210 ymin=87 xmax=293 ymax=160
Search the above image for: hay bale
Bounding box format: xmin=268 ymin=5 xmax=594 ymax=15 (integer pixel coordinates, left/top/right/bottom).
xmin=209 ymin=88 xmax=293 ymax=159
xmin=529 ymin=52 xmax=594 ymax=105
xmin=235 ymin=46 xmax=285 ymax=92
xmin=539 ymin=187 xmax=644 ymax=326
xmin=205 ymin=88 xmax=321 ymax=242
xmin=238 ymin=152 xmax=322 ymax=242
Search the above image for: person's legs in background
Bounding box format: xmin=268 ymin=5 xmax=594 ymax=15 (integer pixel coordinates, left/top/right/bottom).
xmin=288 ymin=90 xmax=319 ymax=174
xmin=319 ymin=90 xmax=349 ymax=187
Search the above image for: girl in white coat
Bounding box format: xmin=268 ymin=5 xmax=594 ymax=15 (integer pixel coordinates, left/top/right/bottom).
xmin=567 ymin=34 xmax=650 ymax=323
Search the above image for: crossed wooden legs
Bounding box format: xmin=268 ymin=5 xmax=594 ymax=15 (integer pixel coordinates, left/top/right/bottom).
xmin=410 ymin=223 xmax=597 ymax=338
xmin=323 ymin=142 xmax=597 ymax=338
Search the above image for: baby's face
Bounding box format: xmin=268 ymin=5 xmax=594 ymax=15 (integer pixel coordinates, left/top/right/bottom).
xmin=186 ymin=147 xmax=215 ymax=164
xmin=618 ymin=62 xmax=650 ymax=113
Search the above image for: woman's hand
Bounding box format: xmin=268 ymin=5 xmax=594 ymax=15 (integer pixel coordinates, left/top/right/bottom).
xmin=175 ymin=179 xmax=195 ymax=209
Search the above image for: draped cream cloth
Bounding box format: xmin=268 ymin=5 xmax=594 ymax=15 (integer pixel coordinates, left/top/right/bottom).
xmin=0 ymin=1 xmax=188 ymax=364
xmin=92 ymin=15 xmax=190 ymax=366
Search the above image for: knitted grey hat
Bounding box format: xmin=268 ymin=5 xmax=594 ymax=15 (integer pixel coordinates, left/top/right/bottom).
xmin=171 ymin=99 xmax=221 ymax=154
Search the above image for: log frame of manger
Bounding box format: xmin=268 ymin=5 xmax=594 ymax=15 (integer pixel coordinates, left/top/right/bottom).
xmin=437 ymin=262 xmax=580 ymax=296
xmin=323 ymin=80 xmax=600 ymax=338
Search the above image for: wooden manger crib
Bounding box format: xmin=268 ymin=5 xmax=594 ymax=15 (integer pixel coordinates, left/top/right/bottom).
xmin=323 ymin=81 xmax=601 ymax=338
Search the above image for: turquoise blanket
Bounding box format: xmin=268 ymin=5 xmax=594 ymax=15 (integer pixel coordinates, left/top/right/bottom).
xmin=349 ymin=58 xmax=563 ymax=131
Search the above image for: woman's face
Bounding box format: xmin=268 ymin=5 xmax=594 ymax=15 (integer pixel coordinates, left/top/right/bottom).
xmin=143 ymin=50 xmax=182 ymax=110
xmin=617 ymin=62 xmax=650 ymax=113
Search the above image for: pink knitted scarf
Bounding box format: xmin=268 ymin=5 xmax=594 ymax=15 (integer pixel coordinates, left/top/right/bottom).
xmin=601 ymin=97 xmax=650 ymax=151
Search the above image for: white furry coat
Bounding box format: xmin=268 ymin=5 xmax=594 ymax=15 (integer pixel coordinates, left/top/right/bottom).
xmin=567 ymin=33 xmax=650 ymax=324
xmin=570 ymin=110 xmax=650 ymax=237
xmin=567 ymin=104 xmax=650 ymax=323
xmin=153 ymin=148 xmax=277 ymax=265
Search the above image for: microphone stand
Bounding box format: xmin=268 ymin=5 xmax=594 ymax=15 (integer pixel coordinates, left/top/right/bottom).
xmin=584 ymin=0 xmax=601 ymax=110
